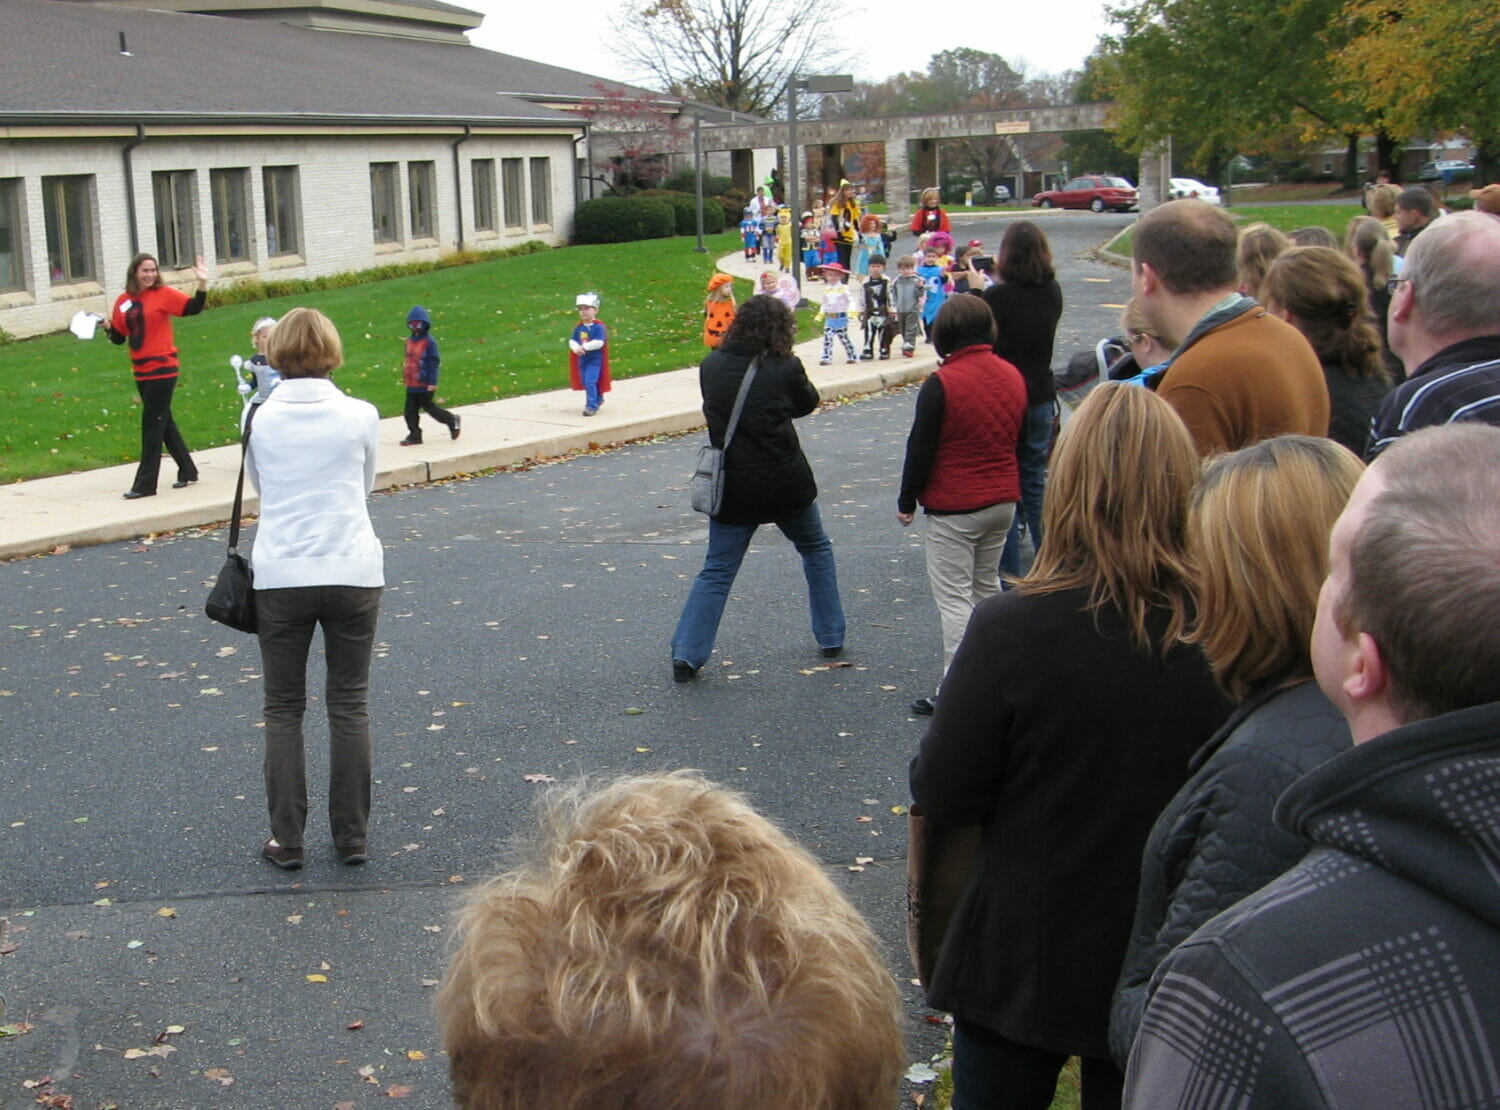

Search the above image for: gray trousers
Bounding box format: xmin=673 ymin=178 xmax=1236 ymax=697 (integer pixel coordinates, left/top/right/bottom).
xmin=256 ymin=585 xmax=382 ymax=850
xmin=923 ymin=502 xmax=1016 ymax=681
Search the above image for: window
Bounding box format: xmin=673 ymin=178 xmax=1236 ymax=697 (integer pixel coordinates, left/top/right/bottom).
xmin=152 ymin=170 xmax=197 ymax=269
xmin=210 ymin=168 xmax=250 ymax=263
xmin=529 ymin=157 xmax=552 ymax=225
xmin=502 ymin=158 xmax=524 ymax=228
xmin=0 ymin=179 xmax=21 ymax=292
xmin=472 ymin=159 xmax=497 ymax=232
xmin=371 ymin=162 xmax=401 ymax=243
xmin=408 ymin=161 xmax=437 ymax=240
xmin=42 ymin=175 xmax=96 ymax=283
xmin=263 ymin=166 xmax=301 ymax=256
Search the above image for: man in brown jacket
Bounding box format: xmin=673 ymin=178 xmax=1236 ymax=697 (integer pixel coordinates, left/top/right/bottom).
xmin=1132 ymin=200 xmax=1329 ymax=454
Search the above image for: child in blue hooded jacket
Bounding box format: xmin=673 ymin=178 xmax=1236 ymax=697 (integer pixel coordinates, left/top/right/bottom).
xmin=400 ymin=305 xmax=460 ymax=446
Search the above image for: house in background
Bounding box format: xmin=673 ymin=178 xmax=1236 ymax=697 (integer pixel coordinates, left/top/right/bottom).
xmin=0 ymin=0 xmax=685 ymax=338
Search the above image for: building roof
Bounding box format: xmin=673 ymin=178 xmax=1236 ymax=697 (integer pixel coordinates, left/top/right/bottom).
xmin=2 ymin=0 xmax=663 ymax=126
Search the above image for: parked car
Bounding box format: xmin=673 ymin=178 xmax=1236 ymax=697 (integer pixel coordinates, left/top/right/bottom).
xmin=1418 ymin=160 xmax=1474 ymax=184
xmin=1169 ymin=177 xmax=1222 ymax=205
xmin=1032 ymin=175 xmax=1138 ymax=212
xmin=993 ymin=184 xmax=1012 ymax=202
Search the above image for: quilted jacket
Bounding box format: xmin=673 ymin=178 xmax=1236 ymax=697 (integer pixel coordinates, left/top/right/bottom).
xmin=1108 ymin=680 xmax=1350 ymax=1065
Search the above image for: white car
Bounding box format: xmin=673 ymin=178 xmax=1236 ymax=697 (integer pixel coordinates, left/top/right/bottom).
xmin=1169 ymin=178 xmax=1222 ymax=205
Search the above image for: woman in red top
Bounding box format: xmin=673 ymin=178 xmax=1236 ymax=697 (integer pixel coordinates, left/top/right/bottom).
xmin=108 ymin=252 xmax=209 ymax=499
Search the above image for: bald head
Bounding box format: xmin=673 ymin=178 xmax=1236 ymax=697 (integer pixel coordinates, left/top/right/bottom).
xmin=1402 ymin=211 xmax=1500 ymax=341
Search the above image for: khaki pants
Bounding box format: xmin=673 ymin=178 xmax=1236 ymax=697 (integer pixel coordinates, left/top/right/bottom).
xmin=923 ymin=502 xmax=1016 ymax=681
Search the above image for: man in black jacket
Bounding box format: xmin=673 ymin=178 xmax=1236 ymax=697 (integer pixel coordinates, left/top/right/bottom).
xmin=1125 ymin=424 xmax=1500 ymax=1108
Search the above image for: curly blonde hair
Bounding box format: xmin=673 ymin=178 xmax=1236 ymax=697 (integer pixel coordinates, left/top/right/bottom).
xmin=436 ymin=772 xmax=904 ymax=1110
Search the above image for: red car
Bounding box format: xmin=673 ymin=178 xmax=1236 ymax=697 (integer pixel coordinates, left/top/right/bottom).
xmin=1032 ymin=175 xmax=1138 ymax=212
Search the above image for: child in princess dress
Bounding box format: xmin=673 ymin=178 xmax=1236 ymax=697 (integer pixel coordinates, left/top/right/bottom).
xmin=852 ymin=214 xmax=885 ymax=277
xmin=759 ymin=269 xmax=801 ymax=311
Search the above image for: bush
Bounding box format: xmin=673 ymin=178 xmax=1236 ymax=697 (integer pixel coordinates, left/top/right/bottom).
xmin=204 ymin=241 xmax=549 ymax=309
xmin=663 ymin=168 xmax=734 ymax=196
xmin=637 ymin=189 xmax=726 ymax=236
xmin=572 ymin=196 xmax=676 ymax=243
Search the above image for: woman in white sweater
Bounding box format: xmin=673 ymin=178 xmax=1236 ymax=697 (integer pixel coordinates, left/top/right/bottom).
xmin=248 ymin=307 xmax=383 ymax=871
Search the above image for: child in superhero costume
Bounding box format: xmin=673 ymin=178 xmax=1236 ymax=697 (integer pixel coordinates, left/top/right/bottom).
xmin=399 ymin=305 xmax=460 ymax=445
xmin=568 ymin=292 xmax=610 ymax=417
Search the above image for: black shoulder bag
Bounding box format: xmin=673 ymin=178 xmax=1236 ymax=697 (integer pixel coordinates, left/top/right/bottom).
xmin=689 ymin=357 xmax=759 ymax=516
xmin=205 ymin=404 xmax=259 ymax=633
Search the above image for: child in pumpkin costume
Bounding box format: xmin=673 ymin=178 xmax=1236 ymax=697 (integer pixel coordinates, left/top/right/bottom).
xmin=702 ymin=273 xmax=736 ymax=348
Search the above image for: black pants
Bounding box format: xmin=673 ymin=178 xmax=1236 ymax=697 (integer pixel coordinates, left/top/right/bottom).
xmin=131 ymin=376 xmax=196 ymax=495
xmin=403 ymin=390 xmax=455 ymax=439
xmin=952 ymin=1020 xmax=1123 ymax=1110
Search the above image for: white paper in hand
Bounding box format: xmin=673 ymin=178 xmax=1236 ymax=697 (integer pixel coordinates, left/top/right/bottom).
xmin=69 ymin=310 xmax=104 ymax=340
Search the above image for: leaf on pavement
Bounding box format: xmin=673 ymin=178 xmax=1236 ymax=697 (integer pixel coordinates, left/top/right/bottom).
xmin=523 ymin=773 xmax=556 ymax=783
xmin=306 ymin=973 xmax=329 ymax=983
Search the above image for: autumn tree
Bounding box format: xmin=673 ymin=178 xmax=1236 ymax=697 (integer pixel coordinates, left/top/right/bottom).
xmin=574 ymin=84 xmax=690 ymax=195
xmin=1333 ymin=0 xmax=1500 ymax=180
xmin=607 ymin=0 xmax=853 ymax=116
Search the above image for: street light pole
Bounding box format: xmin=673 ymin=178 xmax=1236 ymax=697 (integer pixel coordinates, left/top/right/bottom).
xmin=693 ymin=114 xmax=707 ymax=253
xmin=786 ymin=74 xmax=851 ymax=292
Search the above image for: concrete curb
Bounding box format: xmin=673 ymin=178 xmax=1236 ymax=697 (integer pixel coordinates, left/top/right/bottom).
xmin=0 ymin=251 xmax=937 ymax=561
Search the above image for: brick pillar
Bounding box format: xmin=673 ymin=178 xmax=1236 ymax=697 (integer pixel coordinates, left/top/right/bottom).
xmin=1137 ymin=139 xmax=1172 ymax=211
xmin=885 ymin=139 xmax=910 ymax=224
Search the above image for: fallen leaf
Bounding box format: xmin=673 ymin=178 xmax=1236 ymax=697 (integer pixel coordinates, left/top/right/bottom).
xmin=163 ymin=1025 xmax=185 ymax=1035
xmin=306 ymin=973 xmax=329 ymax=983
xmin=422 ymin=925 xmax=441 ymax=934
xmin=855 ymin=856 xmax=875 ymax=865
xmin=204 ymin=1067 xmax=234 ymax=1086
xmin=157 ymin=907 xmax=177 ymax=918
xmin=286 ymin=914 xmax=303 ymax=925
xmin=346 ymin=1020 xmax=365 ymax=1031
xmin=856 ymin=815 xmax=874 ymax=823
xmin=904 ymin=1062 xmax=939 ymax=1083
xmin=122 ymin=1044 xmax=176 ymax=1060
xmin=405 ymin=1049 xmax=426 ymax=1060
xmin=386 ymin=1085 xmax=413 ymax=1098
xmin=523 ymin=773 xmax=556 ymax=783
xmin=126 ymin=940 xmax=143 ymax=949
xmin=634 ymin=746 xmax=651 ymax=753
xmin=891 ymin=805 xmax=909 ymax=815
xmin=215 ymin=646 xmax=237 ymax=658
xmin=623 ymin=707 xmax=644 ymax=715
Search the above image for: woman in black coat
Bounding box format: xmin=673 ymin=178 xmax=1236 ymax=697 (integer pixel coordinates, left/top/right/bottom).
xmin=1108 ymin=435 xmax=1362 ymax=1066
xmin=670 ymin=295 xmax=845 ymax=681
xmin=909 ymin=384 xmax=1231 ymax=1110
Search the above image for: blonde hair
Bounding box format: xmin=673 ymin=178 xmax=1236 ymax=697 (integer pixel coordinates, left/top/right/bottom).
xmin=919 ymin=187 xmax=941 ymax=207
xmin=436 ymin=772 xmax=904 ymax=1110
xmin=265 ymin=306 xmax=342 ymax=378
xmin=1016 ymin=383 xmax=1201 ymax=650
xmin=1188 ymin=436 xmax=1363 ymax=700
xmin=1367 ymin=183 xmax=1400 ymax=221
xmin=1121 ymin=296 xmax=1176 ymax=348
xmin=1236 ymin=223 xmax=1290 ymax=300
xmin=1345 ymin=215 xmax=1395 ymax=291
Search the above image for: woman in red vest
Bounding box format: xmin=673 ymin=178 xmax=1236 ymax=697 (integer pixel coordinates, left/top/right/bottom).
xmin=108 ymin=252 xmax=210 ymax=499
xmin=896 ymin=295 xmax=1025 ymax=715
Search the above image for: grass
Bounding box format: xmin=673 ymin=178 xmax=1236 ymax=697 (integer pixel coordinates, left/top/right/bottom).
xmin=2 ymin=230 xmax=793 ymax=483
xmin=1106 ymin=202 xmax=1366 ymax=259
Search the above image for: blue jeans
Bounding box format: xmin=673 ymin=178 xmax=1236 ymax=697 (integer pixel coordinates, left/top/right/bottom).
xmin=579 ymin=356 xmax=603 ymax=410
xmin=671 ymin=503 xmax=845 ymax=669
xmin=952 ymin=1020 xmax=1123 ymax=1110
xmin=1000 ymin=400 xmax=1057 ymax=578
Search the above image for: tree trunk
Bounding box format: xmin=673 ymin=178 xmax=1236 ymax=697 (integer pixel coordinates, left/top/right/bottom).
xmin=1376 ymin=131 xmax=1401 ymax=182
xmin=1343 ymin=132 xmax=1361 ymax=191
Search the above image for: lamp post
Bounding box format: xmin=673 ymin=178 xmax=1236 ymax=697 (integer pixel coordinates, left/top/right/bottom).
xmin=687 ymin=102 xmax=737 ymax=254
xmin=786 ymin=74 xmax=853 ymax=290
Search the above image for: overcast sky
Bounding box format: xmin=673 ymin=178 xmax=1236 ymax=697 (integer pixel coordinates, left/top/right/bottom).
xmin=467 ymin=0 xmax=1116 ymax=89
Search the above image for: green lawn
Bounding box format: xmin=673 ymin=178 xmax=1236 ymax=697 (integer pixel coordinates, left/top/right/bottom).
xmin=2 ymin=231 xmax=781 ymax=483
xmin=1108 ymin=202 xmax=1365 ymax=258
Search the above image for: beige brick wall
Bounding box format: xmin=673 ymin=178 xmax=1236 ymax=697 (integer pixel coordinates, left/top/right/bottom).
xmin=1 ymin=128 xmax=579 ymax=339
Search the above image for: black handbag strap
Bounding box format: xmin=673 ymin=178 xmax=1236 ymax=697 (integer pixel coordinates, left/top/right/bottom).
xmin=227 ymin=403 xmax=259 ymax=555
xmin=720 ymin=357 xmax=760 ymax=454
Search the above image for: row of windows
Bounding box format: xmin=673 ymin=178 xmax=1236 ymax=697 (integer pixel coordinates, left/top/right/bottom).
xmin=0 ymin=155 xmax=555 ymax=294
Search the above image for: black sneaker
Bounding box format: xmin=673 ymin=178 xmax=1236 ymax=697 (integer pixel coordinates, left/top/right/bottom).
xmin=449 ymin=415 xmax=462 ymax=441
xmin=909 ymin=695 xmax=937 ymax=717
xmin=399 ymin=435 xmax=422 ymax=446
xmin=672 ymin=659 xmax=697 ymax=683
xmin=822 ymin=645 xmax=844 ymax=659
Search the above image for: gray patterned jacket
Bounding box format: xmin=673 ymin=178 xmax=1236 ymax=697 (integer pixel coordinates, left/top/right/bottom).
xmin=1123 ymin=700 xmax=1500 ymax=1109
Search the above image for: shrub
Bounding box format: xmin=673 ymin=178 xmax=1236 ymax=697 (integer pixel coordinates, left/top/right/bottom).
xmin=638 ymin=189 xmax=725 ymax=236
xmin=663 ymin=168 xmax=735 ymax=196
xmin=711 ymin=195 xmax=743 ymax=225
xmin=572 ymin=196 xmax=675 ymax=243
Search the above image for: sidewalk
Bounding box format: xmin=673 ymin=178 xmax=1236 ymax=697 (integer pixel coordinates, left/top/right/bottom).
xmin=0 ymin=251 xmax=937 ymax=561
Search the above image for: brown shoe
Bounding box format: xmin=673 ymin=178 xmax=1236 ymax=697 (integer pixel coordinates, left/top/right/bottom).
xmin=337 ymin=842 xmax=370 ymax=866
xmin=262 ymin=838 xmax=304 ymax=870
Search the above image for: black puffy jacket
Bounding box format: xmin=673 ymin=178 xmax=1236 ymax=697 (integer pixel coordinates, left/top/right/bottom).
xmin=1108 ymin=680 xmax=1351 ymax=1065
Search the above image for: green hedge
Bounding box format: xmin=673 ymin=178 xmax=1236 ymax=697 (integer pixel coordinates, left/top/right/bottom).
xmin=573 ymin=196 xmax=677 ymax=244
xmin=205 ymin=240 xmax=549 ymax=309
xmin=637 ymin=189 xmax=726 ymax=236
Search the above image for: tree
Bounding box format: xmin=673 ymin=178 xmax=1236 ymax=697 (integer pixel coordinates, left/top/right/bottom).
xmin=1333 ymin=0 xmax=1500 ymax=180
xmin=608 ymin=0 xmax=852 ymax=116
xmin=574 ymin=84 xmax=690 ymax=195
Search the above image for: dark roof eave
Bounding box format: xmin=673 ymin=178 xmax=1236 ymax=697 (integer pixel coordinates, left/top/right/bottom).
xmin=0 ymin=111 xmax=584 ymax=130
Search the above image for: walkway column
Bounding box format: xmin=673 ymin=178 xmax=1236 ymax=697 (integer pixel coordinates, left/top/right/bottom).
xmin=1137 ymin=139 xmax=1172 ymax=211
xmin=885 ymin=139 xmax=910 ymax=225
